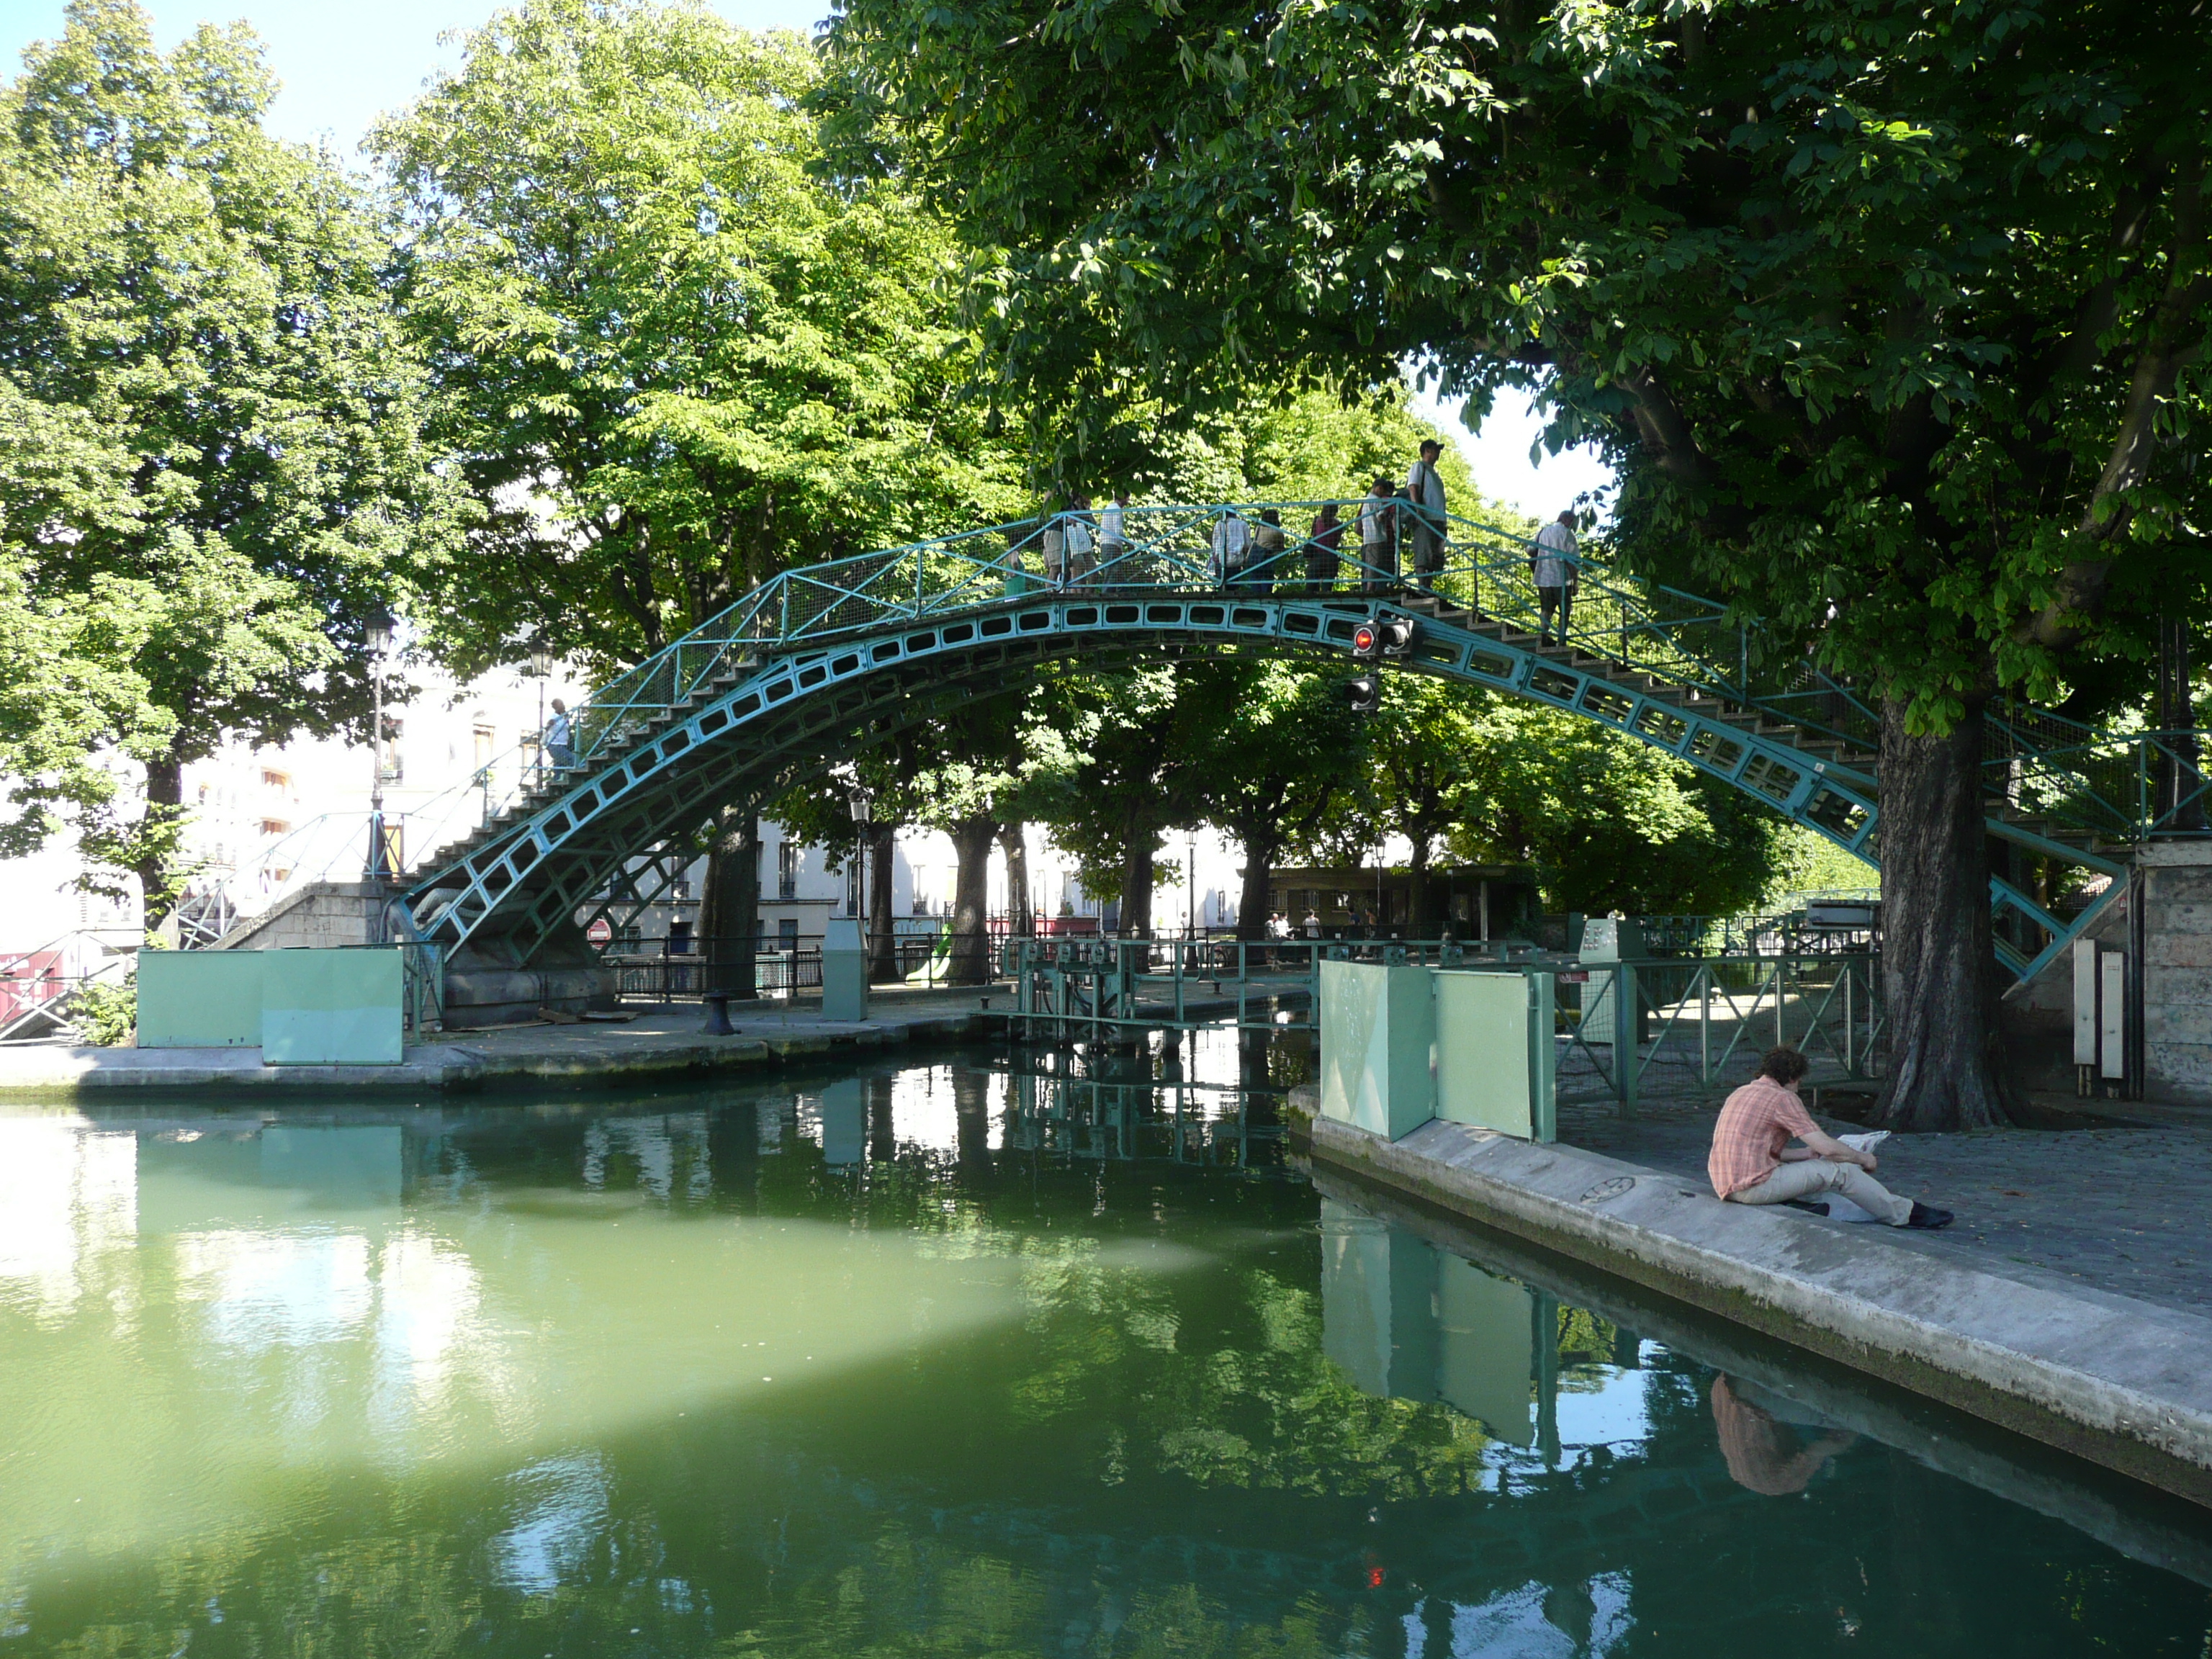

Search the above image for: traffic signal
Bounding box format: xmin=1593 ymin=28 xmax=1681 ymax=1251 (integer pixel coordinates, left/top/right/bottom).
xmin=1351 ymin=616 xmax=1418 ymax=659
xmin=1344 ymin=674 xmax=1380 ymax=714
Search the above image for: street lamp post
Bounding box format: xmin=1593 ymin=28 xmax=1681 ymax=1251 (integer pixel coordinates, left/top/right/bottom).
xmin=848 ymin=783 xmax=873 ymax=969
xmin=529 ymin=642 xmax=554 ymax=786
xmin=1187 ymin=832 xmax=1197 ymax=943
xmin=363 ymin=603 xmax=397 ymax=944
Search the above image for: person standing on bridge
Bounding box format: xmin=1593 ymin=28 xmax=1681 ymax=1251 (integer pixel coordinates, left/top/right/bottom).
xmin=1100 ymin=490 xmax=1130 ymax=584
xmin=1305 ymin=502 xmax=1344 ymax=593
xmin=1405 ymin=439 xmax=1448 ymax=590
xmin=1357 ymin=479 xmax=1397 ymax=593
xmin=1532 ymin=508 xmax=1580 ymax=644
xmin=543 ymin=699 xmax=575 ymax=774
xmin=1210 ymin=508 xmax=1252 ymax=588
xmin=1709 ymin=1046 xmax=1954 ymax=1228
xmin=1249 ymin=508 xmax=1286 ymax=594
xmin=1064 ymin=495 xmax=1097 ymax=589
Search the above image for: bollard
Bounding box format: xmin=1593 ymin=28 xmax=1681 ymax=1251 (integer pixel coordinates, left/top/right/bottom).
xmin=701 ymin=990 xmax=734 ymax=1036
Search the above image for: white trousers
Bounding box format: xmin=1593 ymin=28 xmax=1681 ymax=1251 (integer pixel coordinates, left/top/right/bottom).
xmin=1728 ymin=1158 xmax=1912 ymax=1226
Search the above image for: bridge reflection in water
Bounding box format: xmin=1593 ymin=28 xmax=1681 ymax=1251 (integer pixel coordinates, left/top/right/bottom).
xmin=1002 ymin=1024 xmax=1300 ymax=1169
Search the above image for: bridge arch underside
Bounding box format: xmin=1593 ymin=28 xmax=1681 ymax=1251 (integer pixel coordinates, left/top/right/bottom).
xmin=404 ymin=590 xmax=2054 ymax=967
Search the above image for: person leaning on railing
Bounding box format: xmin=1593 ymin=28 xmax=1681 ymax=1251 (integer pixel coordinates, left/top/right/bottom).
xmin=1248 ymin=508 xmax=1285 ymax=593
xmin=1305 ymin=502 xmax=1344 ymax=593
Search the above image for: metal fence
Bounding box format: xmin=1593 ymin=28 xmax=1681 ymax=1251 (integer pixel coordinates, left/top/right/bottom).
xmin=601 ymin=933 xmax=1024 ymax=1002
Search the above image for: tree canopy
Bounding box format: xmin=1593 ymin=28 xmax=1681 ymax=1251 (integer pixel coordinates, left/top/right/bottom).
xmin=0 ymin=0 xmax=465 ymax=919
xmin=377 ymin=0 xmax=1030 ymax=678
xmin=825 ymin=0 xmax=2212 ymax=1125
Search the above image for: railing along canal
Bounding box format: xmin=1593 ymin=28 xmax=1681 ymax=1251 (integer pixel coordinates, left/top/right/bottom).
xmin=1010 ymin=936 xmax=1885 ymax=1111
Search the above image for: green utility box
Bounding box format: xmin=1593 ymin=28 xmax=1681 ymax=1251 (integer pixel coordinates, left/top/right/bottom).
xmin=261 ymin=948 xmax=405 ymax=1064
xmin=1318 ymin=959 xmax=1436 ymax=1139
xmin=820 ymin=918 xmax=868 ymax=1022
xmin=135 ymin=946 xmax=406 ymax=1062
xmin=135 ymin=950 xmax=266 ymax=1048
xmin=1434 ymin=969 xmax=1557 ymax=1142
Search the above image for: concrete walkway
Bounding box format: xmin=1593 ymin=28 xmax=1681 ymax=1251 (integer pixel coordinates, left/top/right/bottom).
xmin=1556 ymin=1089 xmax=2212 ymax=1320
xmin=1301 ymin=1105 xmax=2212 ymax=1506
xmin=0 ymin=988 xmax=1003 ymax=1094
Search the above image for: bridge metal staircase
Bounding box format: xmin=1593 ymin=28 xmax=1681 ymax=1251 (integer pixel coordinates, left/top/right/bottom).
xmin=381 ymin=503 xmax=2202 ymax=981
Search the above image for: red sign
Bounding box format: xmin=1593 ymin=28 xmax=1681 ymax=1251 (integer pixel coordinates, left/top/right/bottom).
xmin=587 ymin=918 xmax=612 ymax=945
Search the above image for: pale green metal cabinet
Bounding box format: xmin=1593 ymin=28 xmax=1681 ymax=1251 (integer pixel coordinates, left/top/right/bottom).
xmin=1433 ymin=969 xmax=1556 ymax=1143
xmin=261 ymin=948 xmax=405 ymax=1065
xmin=135 ymin=950 xmax=266 ymax=1048
xmin=1318 ymin=959 xmax=1436 ymax=1139
xmin=820 ymin=918 xmax=868 ymax=1022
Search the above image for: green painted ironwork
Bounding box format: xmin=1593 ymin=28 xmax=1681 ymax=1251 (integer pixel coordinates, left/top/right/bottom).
xmin=400 ymin=504 xmax=2194 ymax=982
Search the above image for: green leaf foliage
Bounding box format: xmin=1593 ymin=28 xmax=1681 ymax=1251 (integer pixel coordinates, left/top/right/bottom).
xmin=0 ymin=0 xmax=466 ymax=914
xmin=825 ymin=0 xmax=2212 ymax=726
xmin=376 ymin=0 xmax=1032 ymax=677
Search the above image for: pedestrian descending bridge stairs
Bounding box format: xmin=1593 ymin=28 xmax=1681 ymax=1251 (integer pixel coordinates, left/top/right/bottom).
xmin=403 ymin=505 xmax=2199 ymax=982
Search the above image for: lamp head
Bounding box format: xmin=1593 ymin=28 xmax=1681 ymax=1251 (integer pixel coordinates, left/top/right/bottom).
xmin=364 ymin=603 xmax=397 ymax=656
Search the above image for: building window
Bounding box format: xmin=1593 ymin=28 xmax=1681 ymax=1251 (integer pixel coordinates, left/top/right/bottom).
xmin=776 ymin=841 xmax=799 ymax=901
xmin=258 ymin=819 xmax=290 ymax=837
xmin=472 ymin=723 xmax=495 ymax=770
xmin=261 ymin=769 xmax=290 ymax=791
xmin=667 ymin=919 xmax=693 ymax=955
xmin=777 ymin=917 xmax=799 ymax=950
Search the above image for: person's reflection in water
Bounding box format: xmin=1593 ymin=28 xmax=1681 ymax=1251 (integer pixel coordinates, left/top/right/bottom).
xmin=1711 ymin=1375 xmax=1857 ymax=1495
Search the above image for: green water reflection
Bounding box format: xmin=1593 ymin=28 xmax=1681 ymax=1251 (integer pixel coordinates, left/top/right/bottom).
xmin=2 ymin=1040 xmax=2208 ymax=1655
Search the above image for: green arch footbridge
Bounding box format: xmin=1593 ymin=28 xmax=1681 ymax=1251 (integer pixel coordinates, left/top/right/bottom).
xmin=402 ymin=506 xmax=2190 ymax=983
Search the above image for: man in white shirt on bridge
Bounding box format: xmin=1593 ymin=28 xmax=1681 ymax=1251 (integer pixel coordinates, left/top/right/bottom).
xmin=1532 ymin=508 xmax=1579 ymax=645
xmin=1405 ymin=439 xmax=1448 ymax=590
xmin=1063 ymin=495 xmax=1096 ymax=588
xmin=1210 ymin=509 xmax=1252 ymax=588
xmin=1100 ymin=490 xmax=1130 ymax=584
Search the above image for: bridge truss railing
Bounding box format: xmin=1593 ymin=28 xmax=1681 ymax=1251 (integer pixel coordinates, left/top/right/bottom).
xmin=382 ymin=500 xmax=2175 ymax=970
xmin=554 ymin=501 xmax=2124 ymax=827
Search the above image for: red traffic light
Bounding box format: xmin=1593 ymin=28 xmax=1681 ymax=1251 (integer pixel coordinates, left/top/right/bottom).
xmin=1352 ymin=622 xmax=1378 ymax=657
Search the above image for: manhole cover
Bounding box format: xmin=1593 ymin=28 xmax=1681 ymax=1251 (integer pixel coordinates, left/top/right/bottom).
xmin=1578 ymin=1176 xmax=1636 ymax=1206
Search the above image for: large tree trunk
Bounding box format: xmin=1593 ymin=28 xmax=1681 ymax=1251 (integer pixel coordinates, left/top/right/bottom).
xmin=699 ymin=802 xmax=760 ymax=999
xmin=867 ymin=821 xmax=898 ymax=981
xmin=1001 ymin=821 xmax=1033 ymax=938
xmin=135 ymin=752 xmax=185 ymax=934
xmin=947 ymin=813 xmax=998 ymax=984
xmin=1234 ymin=821 xmax=1281 ymax=944
xmin=1874 ymin=698 xmax=2021 ymax=1130
xmin=1118 ymin=806 xmax=1156 ymax=938
xmin=1406 ymin=835 xmax=1433 ymax=940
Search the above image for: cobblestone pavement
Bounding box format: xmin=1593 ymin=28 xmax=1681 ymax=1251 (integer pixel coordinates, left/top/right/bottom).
xmin=1556 ymin=1087 xmax=2212 ymax=1318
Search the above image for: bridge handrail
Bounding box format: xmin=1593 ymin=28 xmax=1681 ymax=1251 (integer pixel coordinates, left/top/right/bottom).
xmin=563 ymin=503 xmax=2101 ymax=786
xmin=392 ymin=500 xmax=2153 ymax=925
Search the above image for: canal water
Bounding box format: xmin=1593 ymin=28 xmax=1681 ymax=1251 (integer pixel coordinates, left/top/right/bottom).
xmin=4 ymin=1033 xmax=2211 ymax=1655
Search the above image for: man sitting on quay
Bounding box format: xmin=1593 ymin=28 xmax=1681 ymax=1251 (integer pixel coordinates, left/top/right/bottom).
xmin=1709 ymin=1046 xmax=1954 ymax=1229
